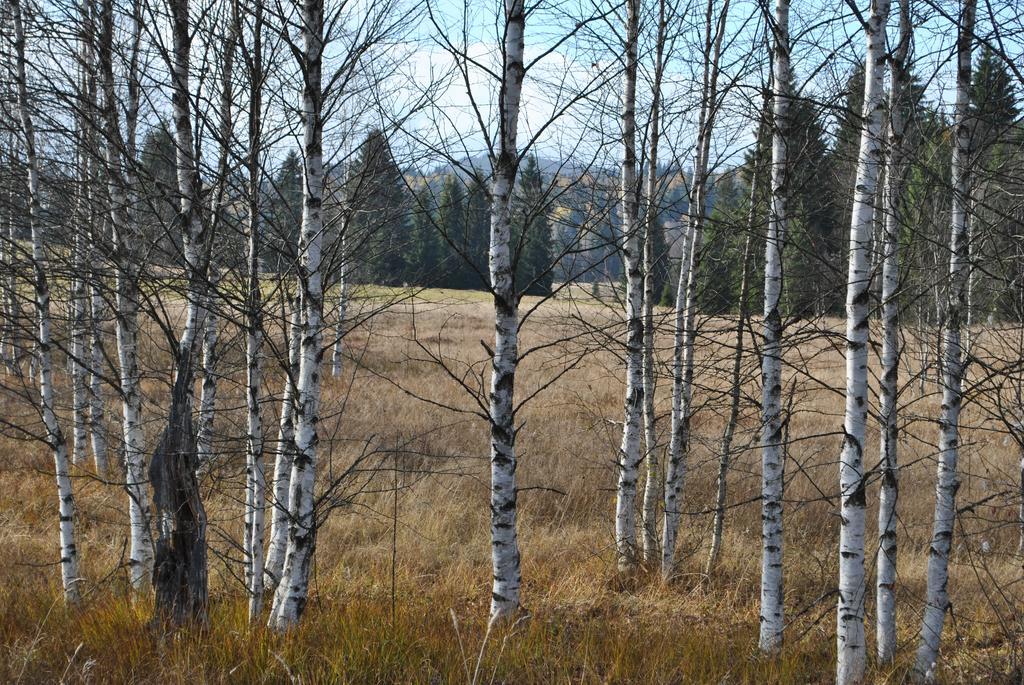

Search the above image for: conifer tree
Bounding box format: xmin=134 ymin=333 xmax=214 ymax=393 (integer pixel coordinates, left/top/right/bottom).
xmin=410 ymin=188 xmax=443 ymax=285
xmin=436 ymin=174 xmax=466 ymax=288
xmin=514 ymin=155 xmax=553 ymax=296
xmin=349 ymin=129 xmax=409 ymax=285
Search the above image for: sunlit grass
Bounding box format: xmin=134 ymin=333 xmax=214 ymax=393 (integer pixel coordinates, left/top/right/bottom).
xmin=0 ymin=296 xmax=1020 ymax=682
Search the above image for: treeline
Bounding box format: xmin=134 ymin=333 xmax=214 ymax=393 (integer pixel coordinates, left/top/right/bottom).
xmin=699 ymin=49 xmax=1022 ymax=322
xmin=124 ymin=126 xmax=558 ymax=297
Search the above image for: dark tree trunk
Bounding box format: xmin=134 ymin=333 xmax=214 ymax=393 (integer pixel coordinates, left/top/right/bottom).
xmin=150 ymin=351 xmax=208 ymax=626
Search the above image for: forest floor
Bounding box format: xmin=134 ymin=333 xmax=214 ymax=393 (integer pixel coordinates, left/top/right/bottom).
xmin=0 ymin=288 xmax=1021 ymax=683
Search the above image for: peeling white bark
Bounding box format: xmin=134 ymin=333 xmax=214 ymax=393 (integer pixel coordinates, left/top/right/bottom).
xmin=487 ymin=0 xmax=526 ymax=621
xmin=269 ymin=0 xmax=325 ymax=629
xmin=615 ymin=0 xmax=643 ymax=573
xmin=99 ymin=0 xmax=152 ymax=589
xmin=913 ymin=1 xmax=976 ymax=679
xmin=837 ymin=2 xmax=889 ymax=682
xmin=244 ymin=2 xmax=266 ymax=621
xmin=196 ymin=275 xmax=220 ymax=465
xmin=876 ymin=0 xmax=911 ymax=665
xmin=640 ymin=0 xmax=668 ymax=566
xmin=12 ymin=0 xmax=81 ymax=604
xmin=759 ymin=0 xmax=789 ymax=653
xmin=662 ymin=0 xmax=730 ymax=578
xmin=266 ymin=293 xmax=300 ymax=590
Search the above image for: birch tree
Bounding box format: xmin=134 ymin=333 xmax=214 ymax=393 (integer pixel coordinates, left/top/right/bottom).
xmin=641 ymin=0 xmax=669 ymax=565
xmin=197 ymin=8 xmax=239 ymax=467
xmin=836 ymin=1 xmax=889 ymax=681
xmin=662 ymin=0 xmax=730 ymax=578
xmin=196 ymin=279 xmax=219 ymax=464
xmin=265 ymin=292 xmax=300 ymax=590
xmin=268 ymin=0 xmax=327 ymax=629
xmin=759 ymin=0 xmax=789 ymax=653
xmin=486 ymin=0 xmax=526 ymax=619
xmin=10 ymin=0 xmax=82 ymax=605
xmin=235 ymin=0 xmax=267 ymax=621
xmin=331 ymin=241 xmax=348 ymax=378
xmin=70 ymin=36 xmax=91 ymax=463
xmin=79 ymin=0 xmax=108 ymax=474
xmin=913 ymin=0 xmax=976 ymax=678
xmin=614 ymin=0 xmax=643 ymax=574
xmin=86 ymin=217 xmax=108 ymax=473
xmin=71 ymin=147 xmax=89 ymax=466
xmin=876 ymin=0 xmax=912 ymax=665
xmin=1 ymin=166 xmax=22 ymax=374
xmin=150 ymin=0 xmax=211 ymax=624
xmin=98 ymin=0 xmax=152 ymax=590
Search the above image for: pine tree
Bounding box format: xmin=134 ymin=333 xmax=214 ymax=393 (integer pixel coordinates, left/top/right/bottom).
xmin=970 ymin=47 xmax=1019 ymax=153
xmin=785 ymin=83 xmax=842 ymax=317
xmin=463 ymin=177 xmax=491 ymax=290
xmin=646 ymin=217 xmax=671 ymax=306
xmin=513 ymin=155 xmax=553 ymax=296
xmin=348 ymin=129 xmax=410 ymax=286
xmin=410 ymin=188 xmax=443 ymax=285
xmin=138 ymin=125 xmax=180 ymax=261
xmin=698 ymin=171 xmax=747 ymax=314
xmin=435 ymin=174 xmax=466 ymax=288
xmin=968 ymin=48 xmax=1020 ymax=320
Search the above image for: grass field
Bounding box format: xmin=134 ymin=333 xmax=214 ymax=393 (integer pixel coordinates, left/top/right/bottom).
xmin=0 ymin=288 xmax=1021 ymax=683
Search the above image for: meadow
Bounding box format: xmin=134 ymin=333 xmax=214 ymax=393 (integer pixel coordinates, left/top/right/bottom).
xmin=0 ymin=288 xmax=1020 ymax=683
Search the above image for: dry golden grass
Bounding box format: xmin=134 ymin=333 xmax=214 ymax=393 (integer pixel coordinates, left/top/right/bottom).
xmin=0 ymin=289 xmax=1021 ymax=683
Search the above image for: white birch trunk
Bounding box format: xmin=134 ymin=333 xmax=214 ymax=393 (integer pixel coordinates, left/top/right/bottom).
xmin=268 ymin=0 xmax=325 ymax=629
xmin=99 ymin=0 xmax=152 ymax=589
xmin=168 ymin=0 xmax=207 ymax=371
xmin=759 ymin=0 xmax=789 ymax=653
xmin=196 ymin=276 xmax=219 ymax=465
xmin=148 ymin=0 xmax=210 ymax=624
xmin=70 ymin=226 xmax=88 ymax=465
xmin=70 ymin=51 xmax=92 ymax=463
xmin=486 ymin=0 xmax=526 ymax=621
xmin=913 ymin=1 xmax=976 ymax=679
xmin=640 ymin=232 xmax=659 ymax=565
xmin=876 ymin=0 xmax=911 ymax=665
xmin=0 ymin=186 xmax=17 ymax=374
xmin=84 ymin=82 xmax=108 ymax=474
xmin=615 ymin=0 xmax=643 ymax=573
xmin=661 ymin=198 xmax=700 ymax=577
xmin=12 ymin=0 xmax=82 ymax=604
xmin=81 ymin=30 xmax=107 ymax=469
xmin=265 ymin=293 xmax=301 ymax=589
xmin=1019 ymin=451 xmax=1024 ymax=554
xmin=195 ymin=14 xmax=237 ymax=469
xmin=88 ymin=283 xmax=108 ymax=473
xmin=244 ymin=3 xmax=266 ymax=621
xmin=837 ymin=3 xmax=889 ymax=682
xmin=331 ymin=237 xmax=348 ymax=378
xmin=640 ymin=0 xmax=667 ymax=565
xmin=245 ymin=263 xmax=265 ymax=622
xmin=661 ymin=0 xmax=730 ymax=577
xmin=661 ymin=210 xmax=694 ymax=575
